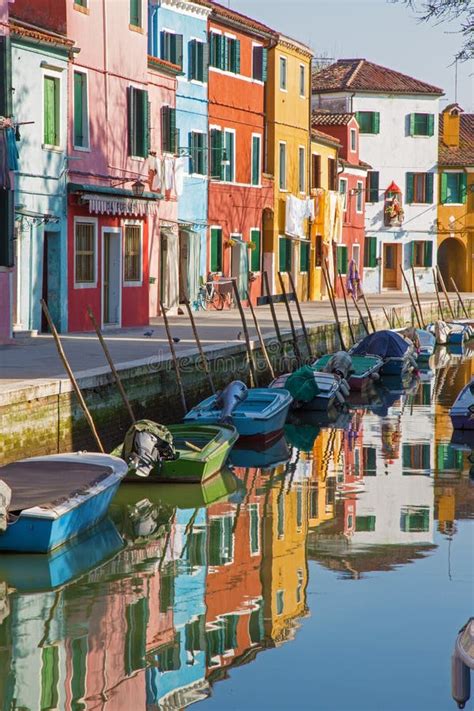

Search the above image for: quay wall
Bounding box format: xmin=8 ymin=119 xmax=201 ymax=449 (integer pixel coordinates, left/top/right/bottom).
xmin=0 ymin=299 xmax=472 ymax=465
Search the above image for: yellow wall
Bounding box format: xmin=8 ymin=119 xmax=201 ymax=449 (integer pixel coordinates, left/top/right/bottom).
xmin=437 ymin=170 xmax=474 ymax=292
xmin=265 ymin=37 xmax=312 ymax=301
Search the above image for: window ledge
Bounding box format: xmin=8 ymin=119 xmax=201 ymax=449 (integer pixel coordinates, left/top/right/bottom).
xmin=73 ymin=145 xmax=91 ymax=153
xmin=42 ymin=144 xmax=63 ymax=153
xmin=124 ymin=281 xmax=143 ymax=287
xmin=129 ymin=24 xmax=144 ymax=34
xmin=73 ymin=3 xmax=90 ymax=14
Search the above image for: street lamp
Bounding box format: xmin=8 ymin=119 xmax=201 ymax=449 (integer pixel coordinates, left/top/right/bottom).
xmin=131 ymin=179 xmax=146 ymax=197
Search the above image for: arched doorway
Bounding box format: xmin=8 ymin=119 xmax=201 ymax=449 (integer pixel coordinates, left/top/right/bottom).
xmin=438 ymin=238 xmax=467 ymax=291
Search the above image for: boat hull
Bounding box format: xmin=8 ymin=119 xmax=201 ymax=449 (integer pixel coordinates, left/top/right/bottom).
xmin=450 ymin=414 xmax=474 ymax=431
xmin=380 ymin=358 xmax=410 ymax=376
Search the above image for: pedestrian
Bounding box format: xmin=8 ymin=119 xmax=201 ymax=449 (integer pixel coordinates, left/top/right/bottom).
xmin=346 ymin=258 xmax=362 ymax=300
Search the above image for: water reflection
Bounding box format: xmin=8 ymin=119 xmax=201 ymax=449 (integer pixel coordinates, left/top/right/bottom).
xmin=0 ymin=355 xmax=472 ymax=710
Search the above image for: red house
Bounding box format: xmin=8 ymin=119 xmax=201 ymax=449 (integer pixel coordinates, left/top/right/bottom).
xmin=202 ymin=2 xmax=274 ymax=305
xmin=312 ymin=113 xmax=369 ymax=297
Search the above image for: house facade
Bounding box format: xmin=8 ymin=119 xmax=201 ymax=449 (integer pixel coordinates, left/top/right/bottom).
xmin=264 ymin=34 xmax=313 ymax=302
xmin=203 ymin=2 xmax=274 ymax=305
xmin=0 ymin=0 xmax=13 ymax=342
xmin=313 ymin=59 xmax=443 ymax=294
xmin=148 ymin=0 xmax=211 ymax=313
xmin=437 ymin=104 xmax=474 ymax=293
xmin=312 ymin=113 xmax=368 ymax=297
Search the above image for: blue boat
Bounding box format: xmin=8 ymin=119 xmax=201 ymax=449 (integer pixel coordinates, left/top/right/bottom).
xmin=447 ymin=323 xmax=473 ymax=345
xmin=0 ymin=452 xmax=128 ymax=553
xmin=450 ymin=378 xmax=474 ymax=431
xmin=350 ymin=330 xmax=416 ymax=376
xmin=184 ymin=388 xmax=292 ymax=440
xmin=228 ymin=433 xmax=290 ymax=470
xmin=0 ymin=517 xmax=124 ymax=592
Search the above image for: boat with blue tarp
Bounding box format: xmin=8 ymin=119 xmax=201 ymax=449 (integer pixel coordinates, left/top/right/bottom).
xmin=350 ymin=330 xmax=417 ymax=376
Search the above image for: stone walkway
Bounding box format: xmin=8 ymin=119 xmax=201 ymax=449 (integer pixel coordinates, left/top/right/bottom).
xmin=0 ymin=292 xmax=472 ymax=392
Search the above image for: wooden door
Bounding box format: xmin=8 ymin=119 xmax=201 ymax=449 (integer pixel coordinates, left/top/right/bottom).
xmin=383 ymin=244 xmax=399 ymax=289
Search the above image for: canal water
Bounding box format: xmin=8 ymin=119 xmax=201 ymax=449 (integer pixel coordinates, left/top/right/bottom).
xmin=0 ymin=349 xmax=472 ymax=711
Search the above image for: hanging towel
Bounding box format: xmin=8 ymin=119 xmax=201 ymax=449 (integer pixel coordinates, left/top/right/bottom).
xmin=174 ymin=157 xmax=186 ymax=197
xmin=304 ymin=197 xmax=315 ymax=220
xmin=164 ymin=156 xmax=175 ymax=193
xmin=285 ymin=195 xmax=307 ymax=238
xmin=5 ymin=128 xmax=18 ymax=172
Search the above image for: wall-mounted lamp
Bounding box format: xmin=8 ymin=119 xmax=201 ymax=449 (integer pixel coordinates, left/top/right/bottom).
xmin=131 ymin=179 xmax=146 ymax=197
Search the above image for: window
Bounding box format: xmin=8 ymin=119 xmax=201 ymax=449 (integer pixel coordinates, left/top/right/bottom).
xmin=124 ymin=599 xmax=148 ymax=675
xmin=224 ymin=129 xmax=235 ymax=182
xmin=406 ymin=172 xmax=434 ymax=204
xmin=315 ymin=234 xmax=323 ymax=267
xmin=161 ymin=30 xmax=183 ymax=68
xmin=440 ymin=172 xmax=467 ymax=204
xmin=209 ymin=32 xmax=240 ymax=74
xmin=41 ymin=647 xmax=59 ymax=711
xmin=279 ymin=237 xmax=291 ymax=273
xmin=279 ymin=142 xmax=287 ymax=190
xmin=161 ymin=105 xmax=176 ymax=154
xmin=364 ymin=236 xmax=377 ymax=268
xmin=328 ymin=157 xmax=336 ymax=190
xmin=296 ymin=487 xmax=303 ymax=529
xmin=249 ymin=503 xmax=260 ymax=555
xmin=73 ymin=71 xmax=88 ymax=149
xmin=402 ymin=444 xmax=431 ymax=470
xmin=43 ymin=75 xmax=60 ymax=147
xmin=296 ymin=569 xmax=304 ymax=604
xmin=189 ymin=39 xmax=208 ymax=82
xmin=124 ymin=224 xmax=142 ymax=283
xmin=366 ymin=171 xmax=379 ymax=202
xmin=299 ymin=64 xmax=305 ymax=97
xmin=252 ymin=44 xmax=267 ymax=81
xmin=71 ymin=637 xmax=88 ymax=708
xmin=74 ymin=0 xmax=88 ymax=6
xmin=250 ymin=228 xmax=261 ymax=272
xmin=298 ymin=146 xmax=305 ymax=193
xmin=300 ymin=241 xmax=309 ymax=272
xmin=436 ymin=443 xmax=463 ymax=472
xmin=251 ymin=134 xmax=261 ymax=186
xmin=336 ymin=245 xmax=348 ymax=275
xmin=356 ymin=180 xmax=363 ymax=213
xmin=355 ymin=111 xmax=380 ymax=134
xmin=210 ymin=128 xmax=223 ymax=179
xmin=209 ymin=515 xmax=233 ymax=565
xmin=355 ymin=516 xmax=376 ymax=532
xmin=363 ymin=446 xmax=376 ymax=472
xmin=210 ymin=227 xmax=222 ymax=272
xmin=128 ymin=87 xmax=149 ymax=158
xmin=189 ymin=131 xmax=206 ymax=175
xmin=400 ymin=506 xmax=430 ymax=533
xmin=129 ymin=0 xmax=141 ymax=27
xmin=312 ymin=154 xmax=321 ymax=189
xmin=409 ymin=113 xmax=434 ymax=137
xmin=74 ymin=220 xmax=96 ymax=285
xmin=279 ymin=55 xmax=287 ymax=90
xmin=249 ymin=601 xmax=264 ymax=644
xmin=276 ymin=589 xmax=285 ymax=616
xmin=350 ymin=128 xmax=357 ymax=152
xmin=339 ymin=178 xmax=348 ymax=211
xmin=352 ymin=244 xmax=360 ymax=270
xmin=409 ymin=240 xmax=433 ymax=268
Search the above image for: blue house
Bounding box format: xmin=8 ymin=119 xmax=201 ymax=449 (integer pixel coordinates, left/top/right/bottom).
xmin=148 ymin=0 xmax=211 ymax=305
xmin=10 ymin=21 xmax=70 ymax=334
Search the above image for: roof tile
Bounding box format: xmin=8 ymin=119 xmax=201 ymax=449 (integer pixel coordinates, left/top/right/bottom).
xmin=439 ymin=113 xmax=474 ymax=166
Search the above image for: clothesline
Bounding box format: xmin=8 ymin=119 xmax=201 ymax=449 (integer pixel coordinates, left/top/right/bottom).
xmin=149 ymin=154 xmax=187 ymax=199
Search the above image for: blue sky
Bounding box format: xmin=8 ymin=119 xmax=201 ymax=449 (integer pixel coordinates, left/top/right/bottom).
xmin=229 ymin=0 xmax=473 ymax=111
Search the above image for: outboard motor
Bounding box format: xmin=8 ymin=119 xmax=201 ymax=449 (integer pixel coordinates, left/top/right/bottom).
xmin=121 ymin=419 xmax=177 ymax=478
xmin=0 ymin=480 xmax=11 ymax=533
xmin=215 ymin=380 xmax=248 ymax=424
xmin=323 ymin=351 xmax=352 ymax=397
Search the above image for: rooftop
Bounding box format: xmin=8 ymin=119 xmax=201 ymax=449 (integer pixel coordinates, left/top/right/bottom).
xmin=311 ymin=128 xmax=341 ymax=147
xmin=312 ymin=112 xmax=355 ymax=127
xmin=312 ymin=58 xmax=444 ymax=96
xmin=439 ymin=113 xmax=474 ymax=166
xmin=193 ymin=0 xmax=276 ymax=38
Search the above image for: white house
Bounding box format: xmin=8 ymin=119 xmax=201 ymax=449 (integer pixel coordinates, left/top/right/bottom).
xmin=312 ymin=58 xmax=444 ymax=293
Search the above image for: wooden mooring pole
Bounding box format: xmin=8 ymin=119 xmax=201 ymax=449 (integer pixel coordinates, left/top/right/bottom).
xmin=246 ymin=292 xmax=275 ymax=379
xmin=338 ymin=272 xmax=355 ymax=345
xmin=400 ymin=265 xmax=423 ymax=329
xmin=288 ymin=271 xmax=313 ymax=359
xmin=231 ymin=279 xmax=259 ymax=387
xmin=436 ymin=265 xmax=456 ymax=319
xmin=411 ymin=266 xmax=426 ymax=329
xmin=277 ymin=271 xmax=302 ymax=362
xmin=322 ymin=261 xmax=346 ymax=351
xmin=263 ymin=271 xmax=284 ymax=354
xmin=160 ymin=301 xmax=188 ymax=414
xmin=183 ymin=298 xmax=215 ymax=394
xmin=450 ymin=277 xmax=469 ymax=320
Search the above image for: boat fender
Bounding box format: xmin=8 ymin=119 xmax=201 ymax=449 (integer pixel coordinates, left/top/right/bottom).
xmin=0 ymin=480 xmax=11 ymax=533
xmin=340 ymin=379 xmax=351 ymax=397
xmin=371 ymin=372 xmax=380 ymax=381
xmin=216 ymin=380 xmax=248 ymax=424
xmin=452 ymin=652 xmax=471 ymax=709
xmin=335 ymin=390 xmax=346 ymax=405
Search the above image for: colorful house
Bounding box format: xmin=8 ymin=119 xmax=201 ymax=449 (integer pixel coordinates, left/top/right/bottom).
xmin=202 ymin=1 xmax=274 ymax=305
xmin=148 ymin=0 xmax=211 ymax=313
xmin=312 ymin=113 xmax=369 ymax=297
xmin=437 ymin=104 xmax=474 ymax=293
xmin=8 ymin=11 xmax=72 ymax=334
xmin=313 ymin=59 xmax=444 ymax=294
xmin=0 ymin=1 xmax=13 ymax=343
xmin=264 ymin=34 xmax=313 ymax=302
xmin=309 ymin=128 xmax=340 ymax=301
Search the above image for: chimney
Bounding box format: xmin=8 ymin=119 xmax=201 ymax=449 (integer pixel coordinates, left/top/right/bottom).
xmin=442 ymin=104 xmax=463 ymax=148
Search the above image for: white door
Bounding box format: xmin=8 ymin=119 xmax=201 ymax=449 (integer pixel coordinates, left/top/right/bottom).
xmin=103 ymin=229 xmax=121 ymax=326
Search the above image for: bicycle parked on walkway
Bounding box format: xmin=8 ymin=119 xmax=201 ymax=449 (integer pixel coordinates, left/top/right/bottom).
xmin=193 ymin=273 xmax=230 ymax=311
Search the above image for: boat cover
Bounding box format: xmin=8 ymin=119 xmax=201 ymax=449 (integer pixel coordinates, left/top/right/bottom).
xmin=322 ymin=351 xmax=353 ymax=379
xmin=284 ymin=424 xmax=320 ymax=451
xmin=351 ymin=330 xmax=409 ymax=359
xmin=285 ymin=366 xmax=320 ymax=403
xmin=0 ymin=460 xmax=115 ymax=513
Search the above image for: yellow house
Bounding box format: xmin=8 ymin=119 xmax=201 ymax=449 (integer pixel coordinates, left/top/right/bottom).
xmin=437 ymin=104 xmax=474 ymax=292
xmin=263 ymin=35 xmax=313 ymax=301
xmin=261 ymin=474 xmax=309 ymax=645
xmin=309 ymin=129 xmax=340 ymax=301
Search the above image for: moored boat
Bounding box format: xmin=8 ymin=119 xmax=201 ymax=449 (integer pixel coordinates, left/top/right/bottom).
xmin=270 ymin=366 xmax=346 ymax=411
xmin=314 ymin=353 xmax=383 ymax=391
xmin=184 ymin=387 xmax=292 ymax=440
xmin=450 ymin=378 xmax=474 ymax=431
xmin=228 ymin=433 xmax=290 ymax=470
xmin=0 ymin=453 xmax=127 ymax=553
xmin=350 ymin=330 xmax=416 ymax=376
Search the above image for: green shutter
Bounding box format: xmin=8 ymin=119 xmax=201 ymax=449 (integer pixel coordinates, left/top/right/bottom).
xmin=425 ymin=172 xmax=434 ymax=204
xmin=460 ymin=173 xmax=467 ymax=204
xmin=409 ymin=241 xmax=415 ymax=267
xmin=40 ymin=647 xmax=60 ymax=711
xmin=130 ymin=0 xmax=140 ymax=26
xmin=175 ymin=34 xmax=183 ymax=69
xmin=0 ymin=36 xmax=12 ymax=117
xmin=169 ymin=107 xmax=176 ymax=153
xmin=424 ymin=241 xmax=433 ymax=267
xmin=368 ymin=236 xmax=377 ymax=268
xmin=128 ymin=87 xmax=136 ymax=155
xmin=355 ymin=111 xmax=361 ymax=128
xmin=337 ymin=246 xmax=347 ymax=274
xmin=368 ymin=171 xmax=379 ymax=202
xmin=44 ymin=76 xmax=59 ymax=146
xmin=210 ymin=228 xmax=222 ymax=272
xmin=279 ymin=237 xmax=287 ymax=272
xmin=235 ymin=40 xmax=241 ymax=74
xmin=219 ymin=35 xmax=226 ymax=70
xmin=406 ymin=172 xmax=414 ymax=204
xmin=300 ymin=241 xmax=309 ymax=272
xmin=427 ymin=114 xmax=434 ymax=137
xmin=252 ymin=135 xmax=260 ymax=186
xmin=409 ymin=113 xmax=416 ymax=136
xmin=210 ymin=128 xmax=223 ymax=179
xmin=372 ymin=112 xmax=380 ymax=134
xmin=440 ymin=173 xmax=448 ymax=204
xmin=202 ymin=42 xmax=209 ymax=83
xmin=161 ymin=105 xmax=169 ymax=152
xmin=73 ymin=72 xmax=83 ymax=147
xmin=189 ymin=40 xmax=196 ymax=79
xmin=262 ymin=47 xmax=268 ymax=81
xmin=250 ymin=229 xmax=261 ymax=272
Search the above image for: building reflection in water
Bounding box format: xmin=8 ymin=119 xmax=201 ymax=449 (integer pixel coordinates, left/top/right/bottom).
xmin=0 ymin=357 xmax=471 ymax=710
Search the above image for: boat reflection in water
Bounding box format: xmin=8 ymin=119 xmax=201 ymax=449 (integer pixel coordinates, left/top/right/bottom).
xmin=0 ymin=357 xmax=472 ymax=710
